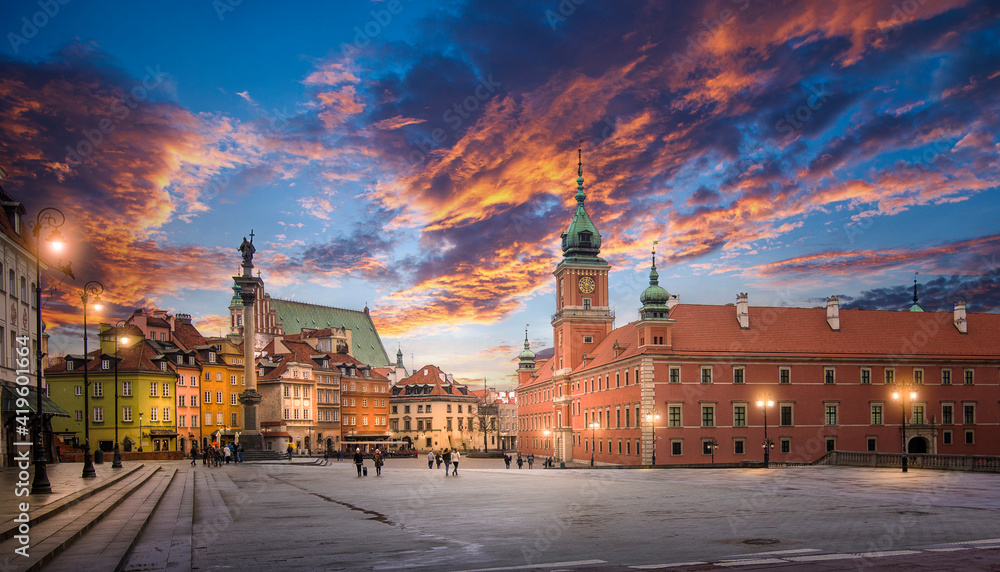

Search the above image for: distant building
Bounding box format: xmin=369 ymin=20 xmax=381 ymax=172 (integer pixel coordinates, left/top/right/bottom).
xmin=517 ymin=154 xmax=1000 ymax=466
xmin=389 ymin=364 xmax=480 ymax=452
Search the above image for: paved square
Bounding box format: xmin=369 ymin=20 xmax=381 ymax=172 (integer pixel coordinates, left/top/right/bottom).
xmin=114 ymin=458 xmax=1000 ymax=571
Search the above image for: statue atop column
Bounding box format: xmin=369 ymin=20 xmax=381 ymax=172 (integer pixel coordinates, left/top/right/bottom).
xmin=238 ymin=230 xmax=255 ymax=277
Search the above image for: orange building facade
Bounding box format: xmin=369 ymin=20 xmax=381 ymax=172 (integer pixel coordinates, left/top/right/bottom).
xmin=517 ymin=157 xmax=1000 ymax=466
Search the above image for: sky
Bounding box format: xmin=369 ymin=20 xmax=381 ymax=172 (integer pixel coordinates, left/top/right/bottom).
xmin=1 ymin=0 xmax=998 ymax=390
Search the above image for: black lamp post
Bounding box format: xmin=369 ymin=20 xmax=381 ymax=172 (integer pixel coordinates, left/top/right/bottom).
xmin=80 ymin=280 xmax=104 ymax=478
xmin=757 ymin=399 xmax=774 ymax=468
xmin=111 ymin=320 xmax=127 ymax=468
xmin=138 ymin=412 xmax=143 ymax=452
xmin=893 ymin=389 xmax=917 ymax=473
xmin=589 ymin=421 xmax=599 ymax=467
xmin=30 ymin=207 xmax=69 ymax=495
xmin=646 ymin=412 xmax=660 ymax=466
xmin=708 ymin=437 xmax=719 ymax=464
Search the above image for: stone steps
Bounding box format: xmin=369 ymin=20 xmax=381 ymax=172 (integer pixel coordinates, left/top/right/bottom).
xmin=44 ymin=466 xmax=178 ymax=571
xmin=0 ymin=464 xmax=161 ymax=572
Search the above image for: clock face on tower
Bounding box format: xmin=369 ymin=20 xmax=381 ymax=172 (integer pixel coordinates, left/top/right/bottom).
xmin=578 ymin=276 xmax=596 ymax=294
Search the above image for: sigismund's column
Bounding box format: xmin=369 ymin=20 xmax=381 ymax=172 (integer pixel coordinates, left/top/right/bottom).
xmin=235 ymin=232 xmax=263 ymax=451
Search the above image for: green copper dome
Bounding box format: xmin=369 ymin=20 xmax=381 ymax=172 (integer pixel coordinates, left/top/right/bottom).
xmin=229 ymin=281 xmax=243 ymax=307
xmin=639 ymin=253 xmax=671 ymax=320
xmin=561 ymin=149 xmax=602 ymax=259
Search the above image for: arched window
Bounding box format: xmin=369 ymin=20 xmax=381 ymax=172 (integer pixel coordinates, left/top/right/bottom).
xmin=0 ymin=262 xmax=5 ymax=292
xmin=8 ymin=270 xmax=15 ymax=298
xmin=20 ymin=276 xmax=26 ymax=300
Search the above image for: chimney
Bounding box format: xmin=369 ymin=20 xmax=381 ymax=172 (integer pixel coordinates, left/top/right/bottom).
xmin=826 ymin=296 xmax=840 ymax=331
xmin=736 ymin=293 xmax=749 ymax=329
xmin=954 ymin=300 xmax=968 ymax=334
xmin=667 ymin=294 xmax=679 ymax=310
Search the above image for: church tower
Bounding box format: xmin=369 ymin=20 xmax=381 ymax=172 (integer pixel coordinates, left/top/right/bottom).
xmin=228 ymin=280 xmax=244 ymax=335
xmin=635 ymin=245 xmax=675 ymax=349
xmin=551 ymin=148 xmax=614 ymax=372
xmin=517 ymin=327 xmax=537 ymax=385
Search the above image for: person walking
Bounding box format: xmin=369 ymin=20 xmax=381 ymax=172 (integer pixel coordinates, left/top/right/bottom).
xmin=374 ymin=450 xmax=384 ymax=476
xmin=224 ymin=444 xmax=232 ymax=464
xmin=353 ymin=448 xmax=364 ymax=477
xmin=527 ymin=453 xmax=534 ymax=469
xmin=191 ymin=443 xmax=198 ymax=466
xmin=427 ymin=450 xmax=435 ymax=469
xmin=236 ymin=443 xmax=243 ymax=463
xmin=287 ymin=443 xmax=293 ymax=461
xmin=451 ymin=449 xmax=460 ymax=475
xmin=435 ymin=452 xmax=443 ymax=468
xmin=517 ymin=453 xmax=524 ymax=469
xmin=442 ymin=449 xmax=452 ymax=476
xmin=202 ymin=446 xmax=209 ymax=466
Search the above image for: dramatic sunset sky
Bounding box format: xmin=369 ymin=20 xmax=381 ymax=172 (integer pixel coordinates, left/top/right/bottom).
xmin=1 ymin=1 xmax=998 ymax=388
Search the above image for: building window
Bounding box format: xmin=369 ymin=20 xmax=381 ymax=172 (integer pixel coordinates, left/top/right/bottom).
xmin=123 ymin=407 xmax=132 ymax=422
xmin=583 ymin=335 xmax=593 ymax=343
xmin=912 ymin=405 xmax=924 ymax=425
xmin=668 ymin=406 xmax=681 ymax=428
xmin=216 ymin=391 xmax=223 ymax=404
xmin=733 ymin=367 xmax=745 ymax=384
xmin=885 ymin=369 xmax=895 ymax=384
xmin=150 ymin=407 xmax=158 ymax=422
xmin=216 ymin=412 xmax=223 ymax=425
xmin=101 ymin=359 xmax=110 ymax=370
xmin=163 ymin=407 xmax=170 ymax=422
xmin=231 ymin=393 xmax=238 ymax=406
xmin=779 ymin=367 xmax=790 ymax=384
xmin=942 ymin=369 xmax=951 ymax=385
xmin=163 ymin=384 xmax=169 ymax=397
xmin=669 ymin=367 xmax=680 ymax=384
xmin=122 ymin=381 xmax=131 ymax=396
xmin=780 ymin=439 xmax=790 ymax=453
xmin=964 ymin=370 xmax=974 ymax=385
xmin=734 ymin=440 xmax=745 ymax=455
xmin=417 ymin=405 xmax=423 ymax=413
xmin=913 ymin=369 xmax=923 ymax=385
xmin=178 ymin=395 xmax=186 ymax=407
xmin=150 ymin=384 xmax=157 ymax=397
xmin=700 ymin=367 xmax=712 ymax=384
xmin=75 ymin=385 xmax=82 ymax=396
xmin=204 ymin=390 xmax=211 ymax=404
xmin=93 ymin=407 xmax=103 ymax=423
xmin=942 ymin=404 xmax=953 ymax=425
xmin=204 ymin=415 xmax=212 ymax=427
xmin=159 ymin=362 xmax=167 ymax=372
xmin=943 ymin=430 xmax=952 ymax=445
xmin=824 ymin=368 xmax=835 ymax=384
xmin=871 ymin=405 xmax=883 ymax=426
xmin=93 ymin=382 xmax=103 ymax=397
xmin=824 ymin=405 xmax=838 ymax=426
xmin=780 ymin=405 xmax=793 ymax=426
xmin=75 ymin=410 xmax=83 ymax=421
xmin=867 ymin=437 xmax=877 ymax=452
xmin=232 ymin=412 xmax=238 ymax=426
xmin=701 ymin=405 xmax=715 ymax=427
xmin=965 ymin=430 xmax=974 ymax=444
xmin=826 ymin=438 xmax=836 ymax=452
xmin=671 ymin=441 xmax=682 ymax=456
xmin=861 ymin=368 xmax=871 ymax=385
xmin=733 ymin=405 xmax=746 ymax=427
xmin=964 ymin=404 xmax=975 ymax=424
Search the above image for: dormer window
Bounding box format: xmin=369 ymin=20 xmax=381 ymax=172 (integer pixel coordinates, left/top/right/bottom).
xmin=208 ymin=352 xmax=216 ymax=363
xmin=66 ymin=360 xmax=73 ymax=371
xmin=101 ymin=359 xmax=110 ymax=370
xmin=579 ymin=231 xmax=592 ymax=246
xmin=159 ymin=361 xmax=167 ymax=372
xmin=176 ymin=355 xmax=182 ymax=364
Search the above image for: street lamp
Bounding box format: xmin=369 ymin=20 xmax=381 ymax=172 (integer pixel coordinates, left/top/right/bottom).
xmin=80 ymin=280 xmax=104 ymax=479
xmin=30 ymin=207 xmax=70 ymax=494
xmin=112 ymin=320 xmax=128 ymax=468
xmin=543 ymin=429 xmax=553 ymax=465
xmin=138 ymin=412 xmax=143 ymax=452
xmin=589 ymin=422 xmax=599 ymax=467
xmin=893 ymin=389 xmax=917 ymax=473
xmin=757 ymin=399 xmax=775 ymax=468
xmin=645 ymin=412 xmax=660 ymax=466
xmin=708 ymin=437 xmax=719 ymax=465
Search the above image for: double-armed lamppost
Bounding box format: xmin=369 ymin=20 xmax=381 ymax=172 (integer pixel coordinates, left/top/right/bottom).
xmin=80 ymin=280 xmax=104 ymax=478
xmin=30 ymin=207 xmax=70 ymax=494
xmin=893 ymin=388 xmax=917 ymax=473
xmin=111 ymin=320 xmax=128 ymax=468
xmin=646 ymin=412 xmax=660 ymax=466
xmin=708 ymin=437 xmax=719 ymax=465
xmin=757 ymin=399 xmax=774 ymax=468
xmin=589 ymin=421 xmax=599 ymax=467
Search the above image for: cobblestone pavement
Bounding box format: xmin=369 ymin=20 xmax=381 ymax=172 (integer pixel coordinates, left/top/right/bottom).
xmin=118 ymin=458 xmax=1000 ymax=571
xmin=9 ymin=457 xmax=998 ymax=571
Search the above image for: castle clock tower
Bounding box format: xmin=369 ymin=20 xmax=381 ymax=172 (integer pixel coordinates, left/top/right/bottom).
xmin=551 ymin=149 xmax=614 ymax=373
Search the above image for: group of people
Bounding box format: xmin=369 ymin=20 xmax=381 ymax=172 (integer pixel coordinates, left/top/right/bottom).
xmin=504 ymin=452 xmax=535 ymax=469
xmin=191 ymin=442 xmax=243 ymax=466
xmin=427 ymin=449 xmax=461 ymax=475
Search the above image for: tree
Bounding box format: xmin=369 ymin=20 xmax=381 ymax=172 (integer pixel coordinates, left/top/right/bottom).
xmin=476 ymin=395 xmax=501 ymax=452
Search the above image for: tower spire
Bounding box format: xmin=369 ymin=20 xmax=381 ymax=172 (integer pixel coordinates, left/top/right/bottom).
xmin=913 ymin=271 xmax=919 ymax=305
